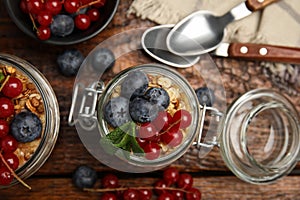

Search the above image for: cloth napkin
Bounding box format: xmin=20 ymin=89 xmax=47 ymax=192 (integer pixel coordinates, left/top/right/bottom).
xmin=128 ymin=0 xmax=300 ymax=94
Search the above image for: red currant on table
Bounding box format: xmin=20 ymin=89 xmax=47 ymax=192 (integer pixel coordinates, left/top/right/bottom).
xmin=154 ymin=179 xmax=168 ymax=196
xmin=2 ymin=77 xmax=23 ymax=98
xmin=0 ymin=97 xmax=14 ymax=118
xmin=143 ymin=142 xmax=161 ymax=160
xmin=37 ymin=26 xmax=51 ymax=40
xmin=186 ymin=187 xmax=202 ymax=200
xmin=171 ymin=190 xmax=185 ymax=200
xmin=163 ymin=167 xmax=179 ymax=186
xmin=139 ymin=189 xmax=152 ymax=200
xmin=177 ymin=173 xmax=193 ymax=190
xmin=101 ymin=192 xmax=117 ymax=200
xmin=101 ymin=174 xmax=119 ymax=188
xmin=75 ymin=14 xmax=91 ymax=30
xmin=0 ymin=120 xmax=9 ymax=138
xmin=158 ymin=192 xmax=175 ymax=200
xmin=1 ymin=135 xmax=18 ymax=153
xmin=0 ymin=166 xmax=13 ymax=185
xmin=123 ymin=189 xmax=140 ymax=200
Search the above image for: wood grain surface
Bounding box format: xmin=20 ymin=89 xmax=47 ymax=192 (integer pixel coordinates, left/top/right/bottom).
xmin=0 ymin=0 xmax=300 ymax=199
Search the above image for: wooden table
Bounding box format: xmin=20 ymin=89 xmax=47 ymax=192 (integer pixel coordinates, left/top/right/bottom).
xmin=1 ymin=0 xmax=300 ymax=199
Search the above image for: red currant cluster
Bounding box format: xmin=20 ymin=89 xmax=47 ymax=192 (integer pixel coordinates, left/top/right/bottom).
xmin=19 ymin=0 xmax=106 ymax=40
xmin=0 ymin=77 xmax=23 ymax=186
xmin=136 ymin=109 xmax=192 ymax=160
xmin=81 ymin=167 xmax=201 ymax=200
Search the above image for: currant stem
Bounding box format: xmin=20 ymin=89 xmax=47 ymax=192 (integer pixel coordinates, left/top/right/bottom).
xmin=29 ymin=14 xmax=38 ymax=31
xmin=0 ymin=152 xmax=31 ymax=190
xmin=159 ymin=118 xmax=181 ymax=136
xmin=83 ymin=186 xmax=192 ymax=194
xmin=77 ymin=0 xmax=102 ymax=12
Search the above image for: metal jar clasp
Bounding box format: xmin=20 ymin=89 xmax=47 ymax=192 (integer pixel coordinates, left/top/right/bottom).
xmin=68 ymin=81 xmax=105 ymax=130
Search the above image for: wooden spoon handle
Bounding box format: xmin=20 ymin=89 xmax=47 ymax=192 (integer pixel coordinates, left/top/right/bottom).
xmin=228 ymin=43 xmax=300 ymax=64
xmin=246 ymin=0 xmax=279 ymax=11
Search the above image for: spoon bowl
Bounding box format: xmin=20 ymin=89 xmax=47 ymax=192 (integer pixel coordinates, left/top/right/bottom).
xmin=141 ymin=24 xmax=200 ymax=68
xmin=167 ymin=0 xmax=278 ymax=56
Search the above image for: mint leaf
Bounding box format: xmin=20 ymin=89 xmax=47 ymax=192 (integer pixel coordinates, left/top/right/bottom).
xmin=101 ymin=122 xmax=144 ymax=156
xmin=0 ymin=72 xmax=4 ymax=83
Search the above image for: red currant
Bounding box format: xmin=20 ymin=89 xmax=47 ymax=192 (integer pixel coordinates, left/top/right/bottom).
xmin=92 ymin=0 xmax=106 ymax=8
xmin=0 ymin=97 xmax=14 ymax=118
xmin=37 ymin=10 xmax=53 ymax=27
xmin=27 ymin=0 xmax=44 ymax=14
xmin=153 ymin=111 xmax=172 ymax=132
xmin=101 ymin=174 xmax=119 ymax=188
xmin=123 ymin=189 xmax=140 ymax=200
xmin=138 ymin=123 xmax=158 ymax=139
xmin=64 ymin=0 xmax=80 ymax=14
xmin=172 ymin=109 xmax=192 ymax=129
xmin=37 ymin=26 xmax=51 ymax=40
xmin=75 ymin=14 xmax=91 ymax=30
xmin=2 ymin=153 xmax=19 ymax=171
xmin=2 ymin=77 xmax=23 ymax=98
xmin=154 ymin=179 xmax=168 ymax=196
xmin=139 ymin=189 xmax=152 ymax=200
xmin=20 ymin=0 xmax=29 ymax=14
xmin=101 ymin=192 xmax=117 ymax=200
xmin=163 ymin=167 xmax=179 ymax=186
xmin=177 ymin=173 xmax=193 ymax=190
xmin=171 ymin=190 xmax=185 ymax=200
xmin=0 ymin=166 xmax=13 ymax=185
xmin=0 ymin=120 xmax=9 ymax=138
xmin=45 ymin=0 xmax=63 ymax=15
xmin=185 ymin=187 xmax=202 ymax=200
xmin=136 ymin=137 xmax=148 ymax=148
xmin=161 ymin=129 xmax=183 ymax=148
xmin=158 ymin=192 xmax=175 ymax=200
xmin=143 ymin=142 xmax=161 ymax=160
xmin=1 ymin=135 xmax=18 ymax=153
xmin=87 ymin=8 xmax=100 ymax=21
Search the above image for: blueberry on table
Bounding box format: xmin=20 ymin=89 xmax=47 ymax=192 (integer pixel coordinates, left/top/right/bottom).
xmin=57 ymin=49 xmax=85 ymax=76
xmin=144 ymin=87 xmax=170 ymax=109
xmin=195 ymin=87 xmax=215 ymax=107
xmin=50 ymin=14 xmax=74 ymax=37
xmin=10 ymin=111 xmax=42 ymax=143
xmin=103 ymin=96 xmax=130 ymax=128
xmin=72 ymin=165 xmax=97 ymax=189
xmin=129 ymin=97 xmax=159 ymax=123
xmin=121 ymin=70 xmax=149 ymax=99
xmin=90 ymin=48 xmax=115 ymax=72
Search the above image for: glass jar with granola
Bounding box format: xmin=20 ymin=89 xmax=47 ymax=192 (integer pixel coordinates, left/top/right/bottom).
xmin=0 ymin=53 xmax=59 ymax=188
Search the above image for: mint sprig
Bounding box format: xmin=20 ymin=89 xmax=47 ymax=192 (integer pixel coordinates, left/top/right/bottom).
xmin=100 ymin=122 xmax=144 ymax=157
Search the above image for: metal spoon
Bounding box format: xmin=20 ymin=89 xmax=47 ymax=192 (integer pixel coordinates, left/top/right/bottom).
xmin=166 ymin=0 xmax=279 ymax=56
xmin=141 ymin=24 xmax=200 ymax=68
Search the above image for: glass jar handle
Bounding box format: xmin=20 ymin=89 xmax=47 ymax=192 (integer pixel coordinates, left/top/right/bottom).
xmin=194 ymin=104 xmax=223 ymax=158
xmin=68 ymin=81 xmax=105 ymax=130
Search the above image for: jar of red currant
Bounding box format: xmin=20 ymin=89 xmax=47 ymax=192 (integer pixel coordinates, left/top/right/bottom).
xmin=68 ymin=28 xmax=300 ymax=184
xmin=0 ymin=53 xmax=60 ymax=188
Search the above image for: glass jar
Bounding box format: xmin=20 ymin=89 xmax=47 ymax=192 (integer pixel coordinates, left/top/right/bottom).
xmin=68 ymin=27 xmax=300 ymax=184
xmin=0 ymin=53 xmax=60 ymax=188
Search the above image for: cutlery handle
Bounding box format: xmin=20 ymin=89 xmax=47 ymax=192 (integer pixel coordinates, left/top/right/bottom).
xmin=246 ymin=0 xmax=279 ymax=11
xmin=228 ymin=43 xmax=300 ymax=64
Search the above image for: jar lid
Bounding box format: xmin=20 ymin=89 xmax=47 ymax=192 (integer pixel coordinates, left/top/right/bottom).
xmin=69 ymin=28 xmax=226 ymax=173
xmin=220 ymin=89 xmax=300 ymax=184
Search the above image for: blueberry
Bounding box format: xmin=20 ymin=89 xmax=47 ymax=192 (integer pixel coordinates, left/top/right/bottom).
xmin=72 ymin=165 xmax=97 ymax=189
xmin=10 ymin=111 xmax=42 ymax=143
xmin=195 ymin=87 xmax=215 ymax=107
xmin=121 ymin=70 xmax=149 ymax=99
xmin=50 ymin=14 xmax=74 ymax=37
xmin=144 ymin=87 xmax=170 ymax=109
xmin=103 ymin=96 xmax=130 ymax=128
xmin=57 ymin=49 xmax=85 ymax=76
xmin=129 ymin=97 xmax=159 ymax=123
xmin=90 ymin=48 xmax=115 ymax=72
